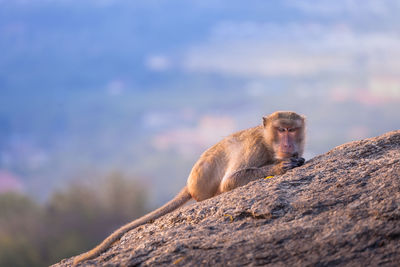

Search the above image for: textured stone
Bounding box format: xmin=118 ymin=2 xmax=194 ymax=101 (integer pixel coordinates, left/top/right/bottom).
xmin=55 ymin=130 xmax=400 ymax=266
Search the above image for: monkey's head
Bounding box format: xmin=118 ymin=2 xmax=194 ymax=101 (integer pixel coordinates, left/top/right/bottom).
xmin=263 ymin=111 xmax=306 ymax=160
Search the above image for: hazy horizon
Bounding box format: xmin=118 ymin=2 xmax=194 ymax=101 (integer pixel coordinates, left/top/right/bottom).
xmin=1 ymin=0 xmax=399 ymax=204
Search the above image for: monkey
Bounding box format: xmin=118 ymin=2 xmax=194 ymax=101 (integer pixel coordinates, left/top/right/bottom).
xmin=72 ymin=111 xmax=306 ymax=266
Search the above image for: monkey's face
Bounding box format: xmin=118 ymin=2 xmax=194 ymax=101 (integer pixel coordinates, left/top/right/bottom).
xmin=270 ymin=118 xmax=304 ymax=160
xmin=263 ymin=111 xmax=306 ymax=160
xmin=273 ymin=126 xmax=300 ymax=159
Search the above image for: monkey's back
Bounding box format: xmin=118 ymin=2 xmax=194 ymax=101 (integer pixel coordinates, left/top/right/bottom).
xmin=223 ymin=125 xmax=273 ymax=170
xmin=187 ymin=125 xmax=272 ymax=201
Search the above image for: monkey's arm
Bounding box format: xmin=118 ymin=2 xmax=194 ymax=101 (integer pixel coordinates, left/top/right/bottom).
xmin=220 ymin=157 xmax=304 ymax=193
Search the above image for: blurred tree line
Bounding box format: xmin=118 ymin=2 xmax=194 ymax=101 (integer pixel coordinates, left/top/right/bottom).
xmin=0 ymin=172 xmax=149 ymax=266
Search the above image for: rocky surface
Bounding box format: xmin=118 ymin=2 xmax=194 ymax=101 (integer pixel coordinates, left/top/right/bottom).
xmin=55 ymin=130 xmax=400 ymax=266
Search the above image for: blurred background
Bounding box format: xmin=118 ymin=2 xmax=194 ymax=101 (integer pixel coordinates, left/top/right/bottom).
xmin=1 ymin=0 xmax=400 ymax=266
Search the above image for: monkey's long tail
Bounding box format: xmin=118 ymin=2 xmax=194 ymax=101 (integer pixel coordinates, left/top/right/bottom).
xmin=72 ymin=186 xmax=192 ymax=266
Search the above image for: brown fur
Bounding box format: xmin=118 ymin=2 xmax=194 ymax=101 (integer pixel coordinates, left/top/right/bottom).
xmin=72 ymin=111 xmax=306 ymax=266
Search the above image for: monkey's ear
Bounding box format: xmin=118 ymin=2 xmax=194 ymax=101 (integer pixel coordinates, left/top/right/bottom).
xmin=262 ymin=116 xmax=269 ymax=127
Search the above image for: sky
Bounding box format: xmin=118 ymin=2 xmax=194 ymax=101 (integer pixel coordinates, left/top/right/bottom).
xmin=0 ymin=0 xmax=399 ymax=203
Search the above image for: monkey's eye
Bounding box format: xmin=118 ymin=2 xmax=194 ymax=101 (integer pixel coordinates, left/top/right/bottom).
xmin=288 ymin=128 xmax=296 ymax=132
xmin=277 ymin=127 xmax=286 ymax=132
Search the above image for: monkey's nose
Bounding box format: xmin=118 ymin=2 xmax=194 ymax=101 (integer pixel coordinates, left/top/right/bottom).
xmin=282 ymin=144 xmax=293 ymax=150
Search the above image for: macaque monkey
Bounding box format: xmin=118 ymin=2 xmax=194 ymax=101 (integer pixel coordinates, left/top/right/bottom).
xmin=73 ymin=111 xmax=306 ymax=266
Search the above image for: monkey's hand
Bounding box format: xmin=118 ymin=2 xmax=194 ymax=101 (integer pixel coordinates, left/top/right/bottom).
xmin=294 ymin=157 xmax=305 ymax=166
xmin=274 ymin=157 xmax=305 ymax=175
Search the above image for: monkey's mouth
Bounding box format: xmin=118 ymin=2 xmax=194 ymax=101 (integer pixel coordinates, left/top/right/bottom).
xmin=276 ymin=152 xmax=298 ymax=159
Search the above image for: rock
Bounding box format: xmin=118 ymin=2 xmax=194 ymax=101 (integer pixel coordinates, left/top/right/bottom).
xmin=54 ymin=130 xmax=400 ymax=266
